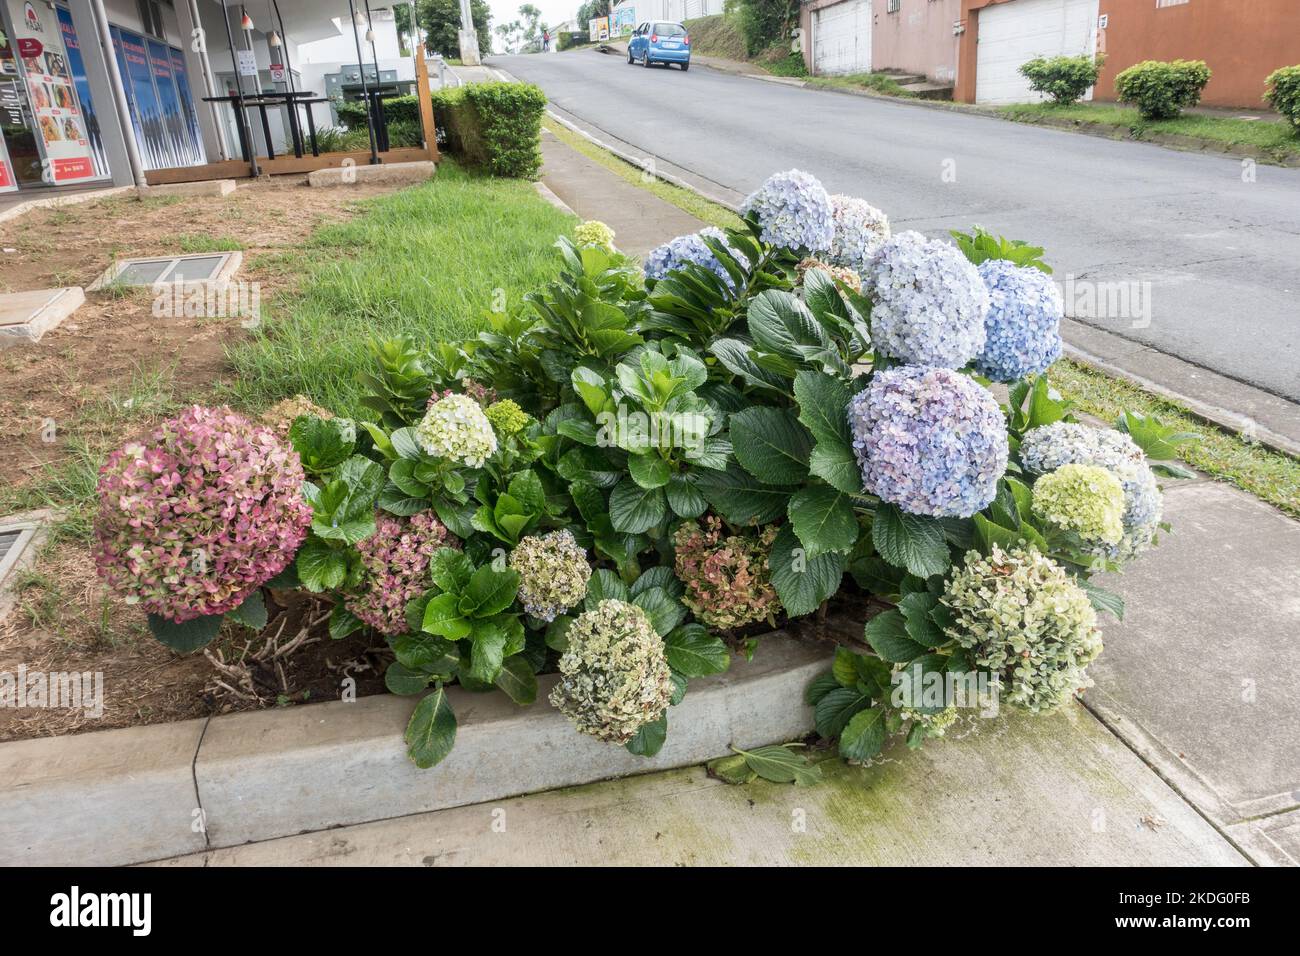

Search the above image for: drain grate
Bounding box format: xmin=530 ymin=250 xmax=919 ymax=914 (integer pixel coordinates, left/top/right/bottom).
xmin=0 ymin=516 xmax=45 ymax=625
xmin=89 ymin=252 xmax=241 ymax=290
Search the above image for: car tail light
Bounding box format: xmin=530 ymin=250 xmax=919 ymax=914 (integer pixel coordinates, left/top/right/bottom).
xmin=684 ymin=35 xmax=690 ymax=45
xmin=651 ymin=33 xmax=658 ymax=42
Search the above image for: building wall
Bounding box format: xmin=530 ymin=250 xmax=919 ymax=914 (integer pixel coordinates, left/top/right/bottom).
xmin=1094 ymin=0 xmax=1300 ymax=108
xmin=872 ymin=0 xmax=961 ymax=83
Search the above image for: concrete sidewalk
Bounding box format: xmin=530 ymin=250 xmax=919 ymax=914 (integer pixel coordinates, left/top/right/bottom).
xmin=154 ymin=704 xmax=1244 ymax=866
xmin=539 ymin=130 xmax=707 ymax=258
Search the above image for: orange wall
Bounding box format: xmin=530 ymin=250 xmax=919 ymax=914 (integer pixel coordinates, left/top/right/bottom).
xmin=1094 ymin=0 xmax=1300 ymax=108
xmin=955 ymin=0 xmax=1300 ymax=107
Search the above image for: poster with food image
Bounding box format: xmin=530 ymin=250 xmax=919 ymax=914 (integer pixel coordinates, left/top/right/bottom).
xmin=0 ymin=122 xmax=16 ymax=192
xmin=5 ymin=0 xmax=95 ymax=183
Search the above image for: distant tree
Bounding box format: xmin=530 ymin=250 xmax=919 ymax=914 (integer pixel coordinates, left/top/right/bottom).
xmin=495 ymin=19 xmax=524 ymax=54
xmin=394 ymin=2 xmax=415 ymax=55
xmin=575 ymin=0 xmax=612 ymax=27
xmin=519 ymin=3 xmax=545 ymax=44
xmin=418 ymin=0 xmax=492 ymax=57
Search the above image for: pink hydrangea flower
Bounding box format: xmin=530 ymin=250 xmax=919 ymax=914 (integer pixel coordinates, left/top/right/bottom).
xmin=345 ymin=511 xmax=458 ymax=635
xmin=93 ymin=405 xmax=312 ymax=623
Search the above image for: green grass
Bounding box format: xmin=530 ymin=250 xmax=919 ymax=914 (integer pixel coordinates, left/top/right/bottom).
xmin=0 ymin=366 xmax=184 ymax=542
xmin=175 ymin=233 xmax=244 ymax=253
xmin=682 ymin=15 xmax=747 ymax=61
xmin=804 ymin=72 xmax=912 ymax=97
xmin=542 ymin=119 xmax=742 ymax=232
xmin=997 ymin=102 xmax=1300 ymax=160
xmin=227 ymin=160 xmax=575 ymax=417
xmin=1048 ymin=359 xmax=1300 ymax=518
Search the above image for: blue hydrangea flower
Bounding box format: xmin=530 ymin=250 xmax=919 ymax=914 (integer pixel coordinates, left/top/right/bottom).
xmin=1020 ymin=421 xmax=1163 ymax=560
xmin=741 ymin=169 xmax=834 ymax=253
xmin=848 ymin=365 xmax=1008 ymax=518
xmin=864 ymin=231 xmax=990 ymax=368
xmin=975 ymin=259 xmax=1064 ymax=382
xmin=827 ymin=194 xmax=890 ymax=275
xmin=643 ymin=227 xmax=747 ymax=290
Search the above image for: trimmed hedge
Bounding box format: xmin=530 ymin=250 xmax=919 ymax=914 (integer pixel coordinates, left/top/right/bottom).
xmin=1114 ymin=59 xmax=1212 ymax=120
xmin=430 ymin=81 xmax=547 ymax=179
xmin=558 ymin=31 xmax=592 ymax=51
xmin=1265 ymin=65 xmax=1300 ymax=131
xmin=1019 ymin=54 xmax=1104 ymax=105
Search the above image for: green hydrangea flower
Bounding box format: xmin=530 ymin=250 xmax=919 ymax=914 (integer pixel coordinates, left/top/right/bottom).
xmin=415 ymin=393 xmax=498 ymax=467
xmin=509 ymin=529 xmax=591 ymax=622
xmin=548 ymin=599 xmax=673 ymax=744
xmin=1032 ymin=463 xmax=1125 ymax=545
xmin=573 ymin=220 xmax=616 ymax=253
xmin=942 ymin=546 xmax=1102 ymax=714
xmin=484 ymin=398 xmax=532 ymax=438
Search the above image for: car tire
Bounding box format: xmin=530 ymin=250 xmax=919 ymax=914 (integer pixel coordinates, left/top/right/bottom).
xmin=643 ymin=54 xmax=652 ymax=68
xmin=627 ymin=50 xmax=633 ymax=63
xmin=680 ymin=62 xmax=689 ymax=72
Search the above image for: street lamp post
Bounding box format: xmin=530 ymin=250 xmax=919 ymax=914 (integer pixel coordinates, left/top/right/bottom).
xmin=458 ymin=0 xmax=481 ymax=65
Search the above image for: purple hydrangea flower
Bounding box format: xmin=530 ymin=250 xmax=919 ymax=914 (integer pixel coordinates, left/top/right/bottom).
xmin=827 ymin=194 xmax=891 ymax=275
xmin=975 ymin=259 xmax=1063 ymax=382
xmin=741 ymin=169 xmax=834 ymax=253
xmin=849 ymin=366 xmax=1008 ymax=518
xmin=864 ymin=231 xmax=990 ymax=368
xmin=644 ymin=227 xmax=747 ymax=289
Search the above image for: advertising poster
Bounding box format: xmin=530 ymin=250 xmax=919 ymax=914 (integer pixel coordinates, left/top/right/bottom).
xmin=168 ymin=46 xmax=204 ymax=165
xmin=6 ymin=0 xmax=96 ymax=183
xmin=588 ymin=16 xmax=610 ymax=42
xmin=612 ymin=8 xmax=635 ymax=36
xmin=55 ymin=5 xmax=108 ymax=178
xmin=113 ymin=27 xmax=169 ymax=169
xmin=0 ymin=133 xmax=16 ymax=193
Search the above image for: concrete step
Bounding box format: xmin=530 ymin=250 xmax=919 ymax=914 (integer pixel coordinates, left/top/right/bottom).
xmin=899 ymin=81 xmax=954 ymax=100
xmin=880 ymin=71 xmax=926 ymax=85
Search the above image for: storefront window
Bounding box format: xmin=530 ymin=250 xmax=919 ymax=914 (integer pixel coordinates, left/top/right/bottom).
xmin=1 ymin=0 xmax=102 ymax=186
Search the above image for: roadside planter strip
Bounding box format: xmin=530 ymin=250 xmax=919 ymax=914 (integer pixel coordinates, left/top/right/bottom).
xmin=65 ymin=168 xmax=1198 ymax=856
xmin=0 ymin=633 xmax=824 ymax=866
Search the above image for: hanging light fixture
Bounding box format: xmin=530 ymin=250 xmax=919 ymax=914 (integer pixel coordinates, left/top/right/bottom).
xmin=365 ymin=26 xmax=375 ymax=42
xmin=354 ymin=10 xmax=367 ymax=27
xmin=241 ymin=11 xmax=255 ymax=31
xmin=268 ymin=30 xmax=282 ymax=47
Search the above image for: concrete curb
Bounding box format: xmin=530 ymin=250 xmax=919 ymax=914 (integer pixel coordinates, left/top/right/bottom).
xmin=534 ymin=179 xmax=576 ymax=216
xmin=0 ymin=631 xmax=829 ymax=865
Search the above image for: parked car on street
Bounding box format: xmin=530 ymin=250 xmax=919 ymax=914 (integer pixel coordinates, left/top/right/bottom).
xmin=627 ymin=21 xmax=690 ymax=71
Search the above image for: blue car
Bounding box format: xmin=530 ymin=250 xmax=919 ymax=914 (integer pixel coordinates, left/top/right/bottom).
xmin=627 ymin=21 xmax=690 ymax=71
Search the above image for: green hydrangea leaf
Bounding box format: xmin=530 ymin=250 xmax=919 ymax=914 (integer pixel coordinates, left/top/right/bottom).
xmin=404 ymin=687 xmax=457 ymax=769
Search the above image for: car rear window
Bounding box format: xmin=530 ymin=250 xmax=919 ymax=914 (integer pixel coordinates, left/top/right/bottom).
xmin=654 ymin=23 xmax=686 ymax=36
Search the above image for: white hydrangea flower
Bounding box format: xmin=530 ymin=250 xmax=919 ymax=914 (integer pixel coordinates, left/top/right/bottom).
xmin=415 ymin=393 xmax=498 ymax=467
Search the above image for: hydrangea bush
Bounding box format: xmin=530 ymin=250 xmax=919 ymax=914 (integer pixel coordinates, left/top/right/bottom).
xmin=98 ymin=168 xmax=1194 ymax=773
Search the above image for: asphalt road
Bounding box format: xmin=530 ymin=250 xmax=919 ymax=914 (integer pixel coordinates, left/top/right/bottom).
xmin=496 ymin=51 xmax=1300 ymax=404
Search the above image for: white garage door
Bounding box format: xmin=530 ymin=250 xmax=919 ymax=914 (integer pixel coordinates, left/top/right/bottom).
xmin=975 ymin=0 xmax=1099 ymax=104
xmin=813 ymin=0 xmax=872 ymax=76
